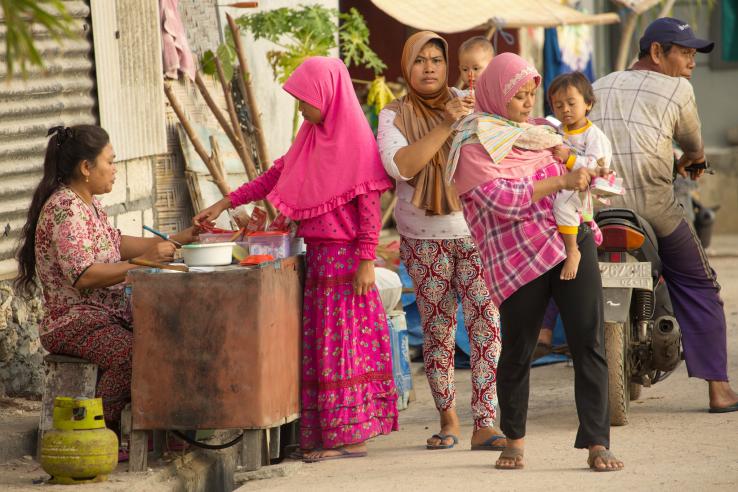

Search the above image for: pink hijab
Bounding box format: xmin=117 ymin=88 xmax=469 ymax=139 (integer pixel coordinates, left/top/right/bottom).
xmin=475 ymin=52 xmax=541 ymax=117
xmin=452 ymin=53 xmax=555 ymax=191
xmin=267 ymin=57 xmax=393 ymax=220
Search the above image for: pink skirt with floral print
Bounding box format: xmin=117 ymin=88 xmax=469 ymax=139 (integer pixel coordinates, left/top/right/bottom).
xmin=299 ymin=242 xmax=399 ymax=450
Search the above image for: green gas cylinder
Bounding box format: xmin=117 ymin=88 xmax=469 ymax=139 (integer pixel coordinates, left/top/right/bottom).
xmin=40 ymin=397 xmax=118 ymax=484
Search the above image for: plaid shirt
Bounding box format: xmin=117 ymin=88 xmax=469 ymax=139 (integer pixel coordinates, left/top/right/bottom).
xmin=460 ymin=157 xmax=600 ymax=306
xmin=589 ymin=70 xmax=702 ymax=237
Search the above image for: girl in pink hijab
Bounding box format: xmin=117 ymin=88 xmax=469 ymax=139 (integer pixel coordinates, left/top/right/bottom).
xmin=195 ymin=57 xmax=398 ymax=462
xmin=448 ymin=53 xmax=624 ymax=472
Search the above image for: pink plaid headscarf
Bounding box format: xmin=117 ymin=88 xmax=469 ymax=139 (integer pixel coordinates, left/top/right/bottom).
xmin=267 ymin=57 xmax=392 ymax=220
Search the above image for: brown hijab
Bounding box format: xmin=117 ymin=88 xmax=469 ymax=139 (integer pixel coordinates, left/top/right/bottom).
xmin=385 ymin=31 xmax=461 ymax=216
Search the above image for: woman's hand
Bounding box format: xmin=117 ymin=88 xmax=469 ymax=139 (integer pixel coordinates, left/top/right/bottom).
xmin=169 ymin=227 xmax=197 ymax=246
xmin=353 ymin=260 xmax=376 ymax=296
xmin=443 ymin=96 xmax=475 ymax=125
xmin=561 ymin=168 xmax=595 ymax=192
xmin=552 ymin=145 xmax=571 ymax=164
xmin=193 ymin=197 xmax=231 ymax=227
xmin=137 ymin=241 xmax=176 ymax=264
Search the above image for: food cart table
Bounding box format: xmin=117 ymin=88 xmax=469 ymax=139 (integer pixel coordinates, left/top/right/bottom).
xmin=127 ymin=256 xmax=304 ymax=471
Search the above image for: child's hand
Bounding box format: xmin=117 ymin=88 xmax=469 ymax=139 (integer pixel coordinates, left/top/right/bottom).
xmin=552 ymin=145 xmax=571 ymax=163
xmin=353 ymin=260 xmax=376 ymax=296
xmin=443 ymin=97 xmax=475 ymax=125
xmin=596 ymin=166 xmax=613 ymax=178
xmin=193 ymin=197 xmax=231 ymax=227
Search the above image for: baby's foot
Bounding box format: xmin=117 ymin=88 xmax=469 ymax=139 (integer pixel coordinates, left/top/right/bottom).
xmin=560 ymin=248 xmax=581 ymax=280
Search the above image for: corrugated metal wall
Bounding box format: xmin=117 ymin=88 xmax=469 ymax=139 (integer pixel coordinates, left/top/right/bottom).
xmin=0 ymin=1 xmax=97 ymax=279
xmin=90 ymin=0 xmax=167 ymax=162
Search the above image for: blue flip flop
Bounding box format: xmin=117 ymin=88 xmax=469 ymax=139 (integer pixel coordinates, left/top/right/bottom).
xmin=426 ymin=433 xmax=459 ymax=450
xmin=709 ymin=401 xmax=738 ymax=413
xmin=471 ymin=434 xmax=507 ymax=451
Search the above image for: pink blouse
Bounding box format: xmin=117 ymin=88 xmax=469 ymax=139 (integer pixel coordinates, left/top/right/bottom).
xmin=229 ymin=161 xmax=382 ymax=260
xmin=35 ymin=187 xmax=131 ymax=336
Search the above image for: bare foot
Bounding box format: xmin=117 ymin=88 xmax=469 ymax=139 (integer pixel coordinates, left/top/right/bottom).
xmin=303 ymin=442 xmax=367 ymax=461
xmin=708 ymin=380 xmax=738 ymax=410
xmin=471 ymin=426 xmax=506 ymax=449
xmin=588 ymin=445 xmax=624 ymax=471
xmin=495 ymin=438 xmax=525 ymax=470
xmin=560 ymin=248 xmax=581 ymax=280
xmin=427 ymin=408 xmax=460 ymax=448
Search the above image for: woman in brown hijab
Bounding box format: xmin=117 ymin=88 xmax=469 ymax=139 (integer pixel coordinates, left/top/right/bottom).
xmin=378 ymin=31 xmax=504 ymax=451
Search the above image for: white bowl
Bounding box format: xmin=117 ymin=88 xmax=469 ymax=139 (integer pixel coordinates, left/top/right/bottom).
xmin=181 ymin=242 xmax=236 ymax=266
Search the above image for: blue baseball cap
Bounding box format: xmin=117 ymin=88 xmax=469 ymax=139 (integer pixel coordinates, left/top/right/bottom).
xmin=639 ymin=17 xmax=714 ymax=53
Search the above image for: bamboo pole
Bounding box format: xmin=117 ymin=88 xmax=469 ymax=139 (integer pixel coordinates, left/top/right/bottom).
xmin=381 ymin=193 xmax=398 ymax=229
xmin=164 ymin=83 xmax=231 ymax=197
xmin=209 ymin=136 xmax=228 ymax=185
xmin=194 ymin=72 xmax=243 ymax=157
xmin=615 ymin=11 xmax=639 ymax=71
xmin=227 ymin=13 xmax=271 ymax=169
xmin=213 ymin=58 xmax=260 ymax=183
xmin=212 ymin=61 xmax=277 ymax=219
xmin=192 ymin=72 xmax=276 ymax=219
xmin=215 ymin=58 xmax=246 ymax=151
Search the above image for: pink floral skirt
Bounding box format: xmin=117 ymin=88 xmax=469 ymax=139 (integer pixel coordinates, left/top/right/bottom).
xmin=299 ymin=242 xmax=399 ymax=450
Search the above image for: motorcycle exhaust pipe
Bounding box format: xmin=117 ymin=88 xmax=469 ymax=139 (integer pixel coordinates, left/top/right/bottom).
xmin=651 ymin=315 xmax=681 ymax=372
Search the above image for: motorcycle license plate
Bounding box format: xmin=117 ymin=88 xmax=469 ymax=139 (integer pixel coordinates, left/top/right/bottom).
xmin=599 ymin=262 xmax=652 ymax=289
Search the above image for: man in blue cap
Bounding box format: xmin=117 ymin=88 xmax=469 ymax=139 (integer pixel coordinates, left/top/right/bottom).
xmin=589 ymin=17 xmax=738 ymax=414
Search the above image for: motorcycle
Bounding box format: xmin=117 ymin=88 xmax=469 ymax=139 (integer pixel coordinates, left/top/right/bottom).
xmin=594 ymin=208 xmax=683 ymax=426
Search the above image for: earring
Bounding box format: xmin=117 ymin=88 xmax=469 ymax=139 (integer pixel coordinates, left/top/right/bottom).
xmin=85 ymin=176 xmax=89 ymax=183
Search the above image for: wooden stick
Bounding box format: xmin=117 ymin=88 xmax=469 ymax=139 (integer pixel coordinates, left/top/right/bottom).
xmin=215 ymin=58 xmax=246 ymax=149
xmin=129 ymin=258 xmax=189 ymax=272
xmin=210 ymin=77 xmax=277 ymax=220
xmin=194 ymin=72 xmax=244 ymax=160
xmin=209 ymin=135 xmax=228 ymax=185
xmin=214 ymin=58 xmax=261 ymax=184
xmin=227 ymin=13 xmax=270 ymax=169
xmin=193 ymin=74 xmax=275 ymax=218
xmin=164 ymin=83 xmax=231 ymax=196
xmin=615 ymin=11 xmax=639 ymax=71
xmin=381 ymin=193 xmax=398 ymax=229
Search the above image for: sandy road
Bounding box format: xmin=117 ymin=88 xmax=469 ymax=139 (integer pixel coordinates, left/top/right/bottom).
xmin=241 ymin=255 xmax=738 ymax=492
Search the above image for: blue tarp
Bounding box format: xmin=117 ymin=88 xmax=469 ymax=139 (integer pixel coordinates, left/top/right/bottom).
xmin=399 ymin=263 xmax=570 ymax=368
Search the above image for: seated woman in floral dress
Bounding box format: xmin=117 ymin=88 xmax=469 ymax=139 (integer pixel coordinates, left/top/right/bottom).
xmin=15 ymin=125 xmax=194 ymax=430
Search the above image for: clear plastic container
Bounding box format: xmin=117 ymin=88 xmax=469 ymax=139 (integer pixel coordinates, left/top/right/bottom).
xmin=200 ymin=232 xmax=238 ymax=243
xmin=247 ymin=231 xmax=290 ymax=259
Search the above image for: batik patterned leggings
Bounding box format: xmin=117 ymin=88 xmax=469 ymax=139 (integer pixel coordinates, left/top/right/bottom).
xmin=400 ymin=236 xmax=501 ymax=430
xmin=40 ymin=312 xmax=132 ymax=424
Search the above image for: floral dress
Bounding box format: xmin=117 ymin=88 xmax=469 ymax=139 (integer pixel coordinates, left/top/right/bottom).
xmin=36 ymin=186 xmax=133 ymax=422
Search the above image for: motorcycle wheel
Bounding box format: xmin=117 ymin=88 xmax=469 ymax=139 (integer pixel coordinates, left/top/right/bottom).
xmin=605 ymin=320 xmax=630 ymax=426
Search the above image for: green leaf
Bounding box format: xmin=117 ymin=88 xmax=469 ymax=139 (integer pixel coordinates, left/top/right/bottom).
xmin=217 ymin=43 xmax=236 ymax=81
xmin=1 ymin=0 xmax=78 ymax=78
xmin=339 ymin=8 xmax=386 ymax=75
xmin=201 ymin=50 xmax=218 ymax=76
xmin=208 ymin=4 xmax=386 ymax=84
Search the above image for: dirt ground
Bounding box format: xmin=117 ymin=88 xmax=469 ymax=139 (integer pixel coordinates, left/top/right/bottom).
xmin=238 ymin=254 xmax=738 ymax=492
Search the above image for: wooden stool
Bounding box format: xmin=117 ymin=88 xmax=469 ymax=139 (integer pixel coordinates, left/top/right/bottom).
xmin=37 ymin=354 xmax=98 ymax=459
